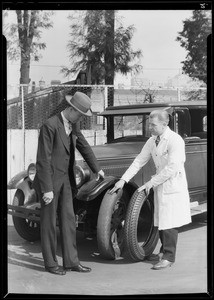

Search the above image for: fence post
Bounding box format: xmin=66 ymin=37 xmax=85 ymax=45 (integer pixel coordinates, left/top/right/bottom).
xmin=94 ymin=131 xmax=96 ymax=146
xmin=107 ymin=86 xmax=114 ymax=107
xmin=177 ymin=87 xmax=181 ymax=102
xmin=21 ymin=85 xmax=25 ymax=169
xmin=104 ymin=86 xmax=108 ymax=109
xmin=103 ymin=86 xmax=108 ymax=130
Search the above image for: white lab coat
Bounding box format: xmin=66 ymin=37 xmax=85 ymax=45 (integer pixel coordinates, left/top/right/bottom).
xmin=121 ymin=126 xmax=191 ymax=230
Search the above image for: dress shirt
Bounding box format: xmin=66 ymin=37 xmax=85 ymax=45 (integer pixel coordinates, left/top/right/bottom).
xmin=61 ymin=111 xmax=72 ymax=136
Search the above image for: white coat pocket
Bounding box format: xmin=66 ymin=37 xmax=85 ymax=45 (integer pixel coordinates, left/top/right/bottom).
xmin=163 ymin=172 xmax=182 ymax=194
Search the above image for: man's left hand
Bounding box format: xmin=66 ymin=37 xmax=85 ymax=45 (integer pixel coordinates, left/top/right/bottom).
xmin=138 ymin=181 xmax=153 ymax=195
xmin=96 ymin=170 xmax=105 ymax=181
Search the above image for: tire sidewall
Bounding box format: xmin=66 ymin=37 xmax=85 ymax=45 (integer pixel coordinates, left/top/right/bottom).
xmin=124 ymin=190 xmax=159 ymax=261
xmin=12 ymin=190 xmax=40 ymax=242
xmin=97 ymin=189 xmax=129 ymax=260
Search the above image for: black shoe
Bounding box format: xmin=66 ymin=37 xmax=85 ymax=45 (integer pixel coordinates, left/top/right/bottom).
xmin=65 ymin=264 xmax=91 ymax=273
xmin=45 ymin=266 xmax=66 ymax=275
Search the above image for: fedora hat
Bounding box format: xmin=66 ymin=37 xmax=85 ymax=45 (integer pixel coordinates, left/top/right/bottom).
xmin=65 ymin=91 xmax=92 ymax=116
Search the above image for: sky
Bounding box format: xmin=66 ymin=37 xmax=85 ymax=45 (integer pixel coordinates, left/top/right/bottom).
xmin=4 ymin=9 xmax=194 ymax=96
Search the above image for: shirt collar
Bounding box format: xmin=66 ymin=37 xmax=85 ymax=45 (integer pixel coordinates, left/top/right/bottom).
xmin=152 ymin=126 xmax=170 ymax=141
xmin=160 ymin=126 xmax=170 ymax=140
xmin=61 ymin=111 xmax=70 ymax=126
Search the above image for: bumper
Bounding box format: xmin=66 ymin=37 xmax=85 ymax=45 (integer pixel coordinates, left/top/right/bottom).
xmin=7 ymin=203 xmax=41 ymax=222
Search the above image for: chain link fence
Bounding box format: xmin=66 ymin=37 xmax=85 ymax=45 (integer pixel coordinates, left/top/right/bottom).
xmin=7 ymin=84 xmax=110 ymax=130
xmin=7 ymin=84 xmax=207 ymax=129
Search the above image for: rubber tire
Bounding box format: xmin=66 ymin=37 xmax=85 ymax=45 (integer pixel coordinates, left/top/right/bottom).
xmin=124 ymin=190 xmax=159 ymax=261
xmin=97 ymin=188 xmax=130 ymax=260
xmin=12 ymin=190 xmax=40 ymax=242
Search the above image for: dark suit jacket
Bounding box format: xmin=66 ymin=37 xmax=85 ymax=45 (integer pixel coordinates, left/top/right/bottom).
xmin=33 ymin=113 xmax=100 ymax=195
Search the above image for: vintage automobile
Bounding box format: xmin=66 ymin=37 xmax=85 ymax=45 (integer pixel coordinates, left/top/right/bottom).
xmin=7 ymin=100 xmax=207 ymax=261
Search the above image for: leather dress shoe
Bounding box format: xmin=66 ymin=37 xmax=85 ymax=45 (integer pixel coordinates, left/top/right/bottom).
xmin=65 ymin=264 xmax=91 ymax=273
xmin=45 ymin=266 xmax=66 ymax=275
xmin=152 ymin=259 xmax=173 ymax=270
xmin=146 ymin=253 xmax=163 ymax=262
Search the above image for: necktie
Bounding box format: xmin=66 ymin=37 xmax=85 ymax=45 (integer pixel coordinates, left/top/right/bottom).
xmin=155 ymin=135 xmax=160 ymax=147
xmin=68 ymin=122 xmax=72 ymax=135
xmin=68 ymin=122 xmax=76 ymax=151
xmin=67 ymin=122 xmax=72 ymax=148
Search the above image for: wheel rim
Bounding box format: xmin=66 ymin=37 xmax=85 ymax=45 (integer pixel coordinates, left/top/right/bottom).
xmin=25 ymin=219 xmax=39 ymax=229
xmin=110 ymin=200 xmax=126 ymax=256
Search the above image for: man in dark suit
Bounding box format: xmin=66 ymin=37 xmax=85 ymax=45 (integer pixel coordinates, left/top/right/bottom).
xmin=33 ymin=91 xmax=104 ymax=275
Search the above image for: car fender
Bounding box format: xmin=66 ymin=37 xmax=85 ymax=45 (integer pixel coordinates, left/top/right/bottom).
xmin=13 ymin=179 xmax=37 ymax=207
xmin=7 ymin=171 xmax=28 ymax=189
xmin=76 ymin=175 xmax=138 ymax=202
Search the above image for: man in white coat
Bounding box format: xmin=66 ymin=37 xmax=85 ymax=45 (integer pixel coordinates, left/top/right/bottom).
xmin=110 ymin=109 xmax=191 ymax=270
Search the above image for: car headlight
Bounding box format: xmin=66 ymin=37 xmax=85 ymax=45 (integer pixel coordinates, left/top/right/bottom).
xmin=27 ymin=163 xmax=36 ymax=182
xmin=75 ymin=165 xmax=90 ymax=188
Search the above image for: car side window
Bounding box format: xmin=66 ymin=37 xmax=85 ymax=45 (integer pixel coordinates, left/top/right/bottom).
xmin=189 ymin=108 xmax=207 ymax=139
xmin=174 ymin=107 xmax=207 ymax=142
xmin=113 ymin=114 xmax=150 ymax=140
xmin=174 ymin=108 xmax=191 ymax=138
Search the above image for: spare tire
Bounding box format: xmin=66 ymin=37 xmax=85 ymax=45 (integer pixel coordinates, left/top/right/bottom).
xmin=97 ymin=188 xmax=130 ymax=260
xmin=124 ymin=189 xmax=159 ymax=261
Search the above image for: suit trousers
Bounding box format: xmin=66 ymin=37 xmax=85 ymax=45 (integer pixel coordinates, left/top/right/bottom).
xmin=159 ymin=228 xmax=178 ymax=262
xmin=40 ymin=174 xmax=79 ymax=268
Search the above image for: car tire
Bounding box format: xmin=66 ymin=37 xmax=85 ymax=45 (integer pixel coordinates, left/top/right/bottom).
xmin=124 ymin=190 xmax=159 ymax=261
xmin=12 ymin=190 xmax=40 ymax=242
xmin=97 ymin=188 xmax=130 ymax=260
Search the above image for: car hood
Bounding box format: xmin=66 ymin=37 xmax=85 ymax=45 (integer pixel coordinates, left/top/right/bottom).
xmin=76 ymin=141 xmax=145 ymax=161
xmin=89 ymin=141 xmax=145 ymax=160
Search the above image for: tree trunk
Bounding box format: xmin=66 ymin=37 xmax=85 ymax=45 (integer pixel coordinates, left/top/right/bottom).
xmin=19 ymin=54 xmax=31 ymax=96
xmin=16 ymin=10 xmax=36 ymax=96
xmin=104 ymin=10 xmax=115 ymax=107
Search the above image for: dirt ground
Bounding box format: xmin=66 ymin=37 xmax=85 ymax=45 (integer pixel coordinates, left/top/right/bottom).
xmin=6 ymin=213 xmax=208 ymax=296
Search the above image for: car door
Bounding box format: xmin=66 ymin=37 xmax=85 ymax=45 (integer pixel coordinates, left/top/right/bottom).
xmin=174 ymin=107 xmax=207 ymax=205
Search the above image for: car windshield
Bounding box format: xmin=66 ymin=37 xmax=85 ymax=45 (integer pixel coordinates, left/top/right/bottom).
xmin=113 ymin=114 xmax=151 ymax=141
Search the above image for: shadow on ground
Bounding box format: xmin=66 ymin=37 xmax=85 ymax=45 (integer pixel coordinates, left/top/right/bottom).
xmin=8 ymin=212 xmax=207 ymax=271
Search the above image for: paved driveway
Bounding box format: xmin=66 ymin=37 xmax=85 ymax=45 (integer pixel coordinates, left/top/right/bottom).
xmin=6 ymin=213 xmax=208 ymax=296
